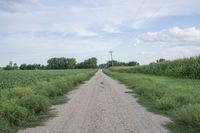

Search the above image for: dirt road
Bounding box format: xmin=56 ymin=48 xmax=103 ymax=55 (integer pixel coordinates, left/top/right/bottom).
xmin=19 ymin=70 xmax=169 ymax=133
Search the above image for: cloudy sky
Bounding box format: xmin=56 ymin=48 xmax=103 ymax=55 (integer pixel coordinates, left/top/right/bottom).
xmin=0 ymin=0 xmax=200 ymax=66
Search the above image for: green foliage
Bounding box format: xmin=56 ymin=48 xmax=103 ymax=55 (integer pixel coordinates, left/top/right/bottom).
xmin=0 ymin=70 xmax=90 ymax=89
xmin=76 ymin=57 xmax=98 ymax=68
xmin=127 ymin=61 xmax=140 ymax=66
xmin=156 ymin=97 xmax=176 ymax=110
xmin=18 ymin=95 xmax=49 ymax=114
xmin=0 ymin=100 xmax=30 ymax=126
xmin=3 ymin=62 xmax=18 ymax=70
xmin=47 ymin=57 xmax=76 ymax=69
xmin=0 ymin=69 xmax=96 ymax=132
xmin=104 ymin=69 xmax=200 ymax=133
xmin=20 ymin=64 xmax=46 ymax=70
xmin=0 ymin=119 xmax=15 ymax=133
xmin=107 ymin=60 xmax=139 ymax=67
xmin=172 ymin=104 xmax=200 ymax=133
xmin=109 ymin=56 xmax=200 ymax=79
xmin=1 ymin=87 xmax=34 ymax=99
xmin=4 ymin=57 xmax=97 ymax=70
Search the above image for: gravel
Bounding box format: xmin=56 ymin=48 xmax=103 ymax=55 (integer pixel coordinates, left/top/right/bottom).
xmin=19 ymin=70 xmax=170 ymax=133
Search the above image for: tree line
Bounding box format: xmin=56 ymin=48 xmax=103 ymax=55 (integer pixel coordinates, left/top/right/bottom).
xmin=3 ymin=57 xmax=98 ymax=70
xmin=99 ymin=60 xmax=140 ymax=68
xmin=3 ymin=57 xmax=166 ymax=70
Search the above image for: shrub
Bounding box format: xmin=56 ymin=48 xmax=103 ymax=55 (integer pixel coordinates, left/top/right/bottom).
xmin=1 ymin=87 xmax=34 ymax=100
xmin=18 ymin=95 xmax=49 ymax=114
xmin=0 ymin=69 xmax=97 ymax=132
xmin=0 ymin=119 xmax=15 ymax=133
xmin=33 ymin=81 xmax=64 ymax=98
xmin=0 ymin=100 xmax=30 ymax=126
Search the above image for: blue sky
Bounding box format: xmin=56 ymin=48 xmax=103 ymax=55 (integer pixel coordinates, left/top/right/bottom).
xmin=0 ymin=0 xmax=200 ymax=66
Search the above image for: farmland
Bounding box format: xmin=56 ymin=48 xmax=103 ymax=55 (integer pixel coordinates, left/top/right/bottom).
xmin=104 ymin=59 xmax=200 ymax=133
xmin=108 ymin=56 xmax=200 ymax=79
xmin=0 ymin=69 xmax=96 ymax=133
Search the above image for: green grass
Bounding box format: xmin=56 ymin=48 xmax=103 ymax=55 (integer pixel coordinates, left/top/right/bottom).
xmin=109 ymin=56 xmax=200 ymax=79
xmin=0 ymin=70 xmax=93 ymax=89
xmin=0 ymin=69 xmax=96 ymax=133
xmin=104 ymin=69 xmax=200 ymax=133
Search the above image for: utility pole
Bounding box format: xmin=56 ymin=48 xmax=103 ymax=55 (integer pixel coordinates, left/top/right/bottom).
xmin=109 ymin=51 xmax=114 ymax=67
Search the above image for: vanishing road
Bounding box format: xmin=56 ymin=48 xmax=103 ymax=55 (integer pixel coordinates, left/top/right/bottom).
xmin=20 ymin=70 xmax=169 ymax=133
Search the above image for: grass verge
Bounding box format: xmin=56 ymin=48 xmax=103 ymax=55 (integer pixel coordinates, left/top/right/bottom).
xmin=104 ymin=69 xmax=200 ymax=133
xmin=0 ymin=69 xmax=96 ymax=133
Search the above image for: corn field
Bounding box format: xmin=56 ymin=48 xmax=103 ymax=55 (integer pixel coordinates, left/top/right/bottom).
xmin=109 ymin=56 xmax=200 ymax=79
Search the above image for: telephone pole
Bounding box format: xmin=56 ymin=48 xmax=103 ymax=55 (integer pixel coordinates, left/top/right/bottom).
xmin=109 ymin=51 xmax=114 ymax=67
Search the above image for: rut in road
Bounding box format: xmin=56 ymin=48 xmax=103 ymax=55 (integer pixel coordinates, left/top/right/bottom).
xmin=19 ymin=70 xmax=170 ymax=133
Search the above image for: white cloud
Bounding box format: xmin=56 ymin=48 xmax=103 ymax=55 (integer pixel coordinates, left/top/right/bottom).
xmin=103 ymin=25 xmax=120 ymax=33
xmin=134 ymin=27 xmax=200 ymax=46
xmin=0 ymin=0 xmax=40 ymax=12
xmin=1 ymin=0 xmax=200 ymax=65
xmin=130 ymin=21 xmax=146 ymax=29
xmin=1 ymin=0 xmax=200 ymax=34
xmin=75 ymin=29 xmax=98 ymax=37
xmin=0 ymin=33 xmax=120 ymax=54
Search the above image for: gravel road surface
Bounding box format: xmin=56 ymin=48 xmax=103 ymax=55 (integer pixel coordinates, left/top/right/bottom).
xmin=19 ymin=70 xmax=169 ymax=133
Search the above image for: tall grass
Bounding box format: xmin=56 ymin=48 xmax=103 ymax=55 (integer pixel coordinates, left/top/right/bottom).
xmin=0 ymin=70 xmax=92 ymax=89
xmin=109 ymin=56 xmax=200 ymax=79
xmin=104 ymin=69 xmax=200 ymax=133
xmin=0 ymin=69 xmax=96 ymax=133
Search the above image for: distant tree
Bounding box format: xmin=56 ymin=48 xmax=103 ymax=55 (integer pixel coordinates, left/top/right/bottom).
xmin=47 ymin=57 xmax=63 ymax=69
xmin=47 ymin=57 xmax=77 ymax=69
xmin=76 ymin=62 xmax=85 ymax=69
xmin=9 ymin=61 xmax=13 ymax=67
xmin=76 ymin=57 xmax=98 ymax=69
xmin=66 ymin=58 xmax=76 ymax=69
xmin=19 ymin=64 xmax=46 ymax=70
xmin=107 ymin=60 xmax=124 ymax=67
xmin=156 ymin=58 xmax=166 ymax=63
xmin=13 ymin=63 xmax=18 ymax=69
xmin=40 ymin=65 xmax=47 ymax=70
xmin=149 ymin=62 xmax=156 ymax=65
xmin=107 ymin=60 xmax=139 ymax=67
xmin=127 ymin=61 xmax=139 ymax=66
xmin=3 ymin=65 xmax=13 ymax=70
xmin=19 ymin=64 xmax=27 ymax=70
xmin=84 ymin=57 xmax=98 ymax=68
xmin=99 ymin=64 xmax=107 ymax=68
xmin=3 ymin=61 xmax=17 ymax=70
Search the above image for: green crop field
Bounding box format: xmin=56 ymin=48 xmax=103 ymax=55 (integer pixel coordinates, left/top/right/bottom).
xmin=0 ymin=69 xmax=96 ymax=133
xmin=104 ymin=66 xmax=200 ymax=133
xmin=108 ymin=56 xmax=200 ymax=79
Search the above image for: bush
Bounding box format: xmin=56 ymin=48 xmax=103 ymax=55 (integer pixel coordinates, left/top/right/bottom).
xmin=33 ymin=80 xmax=70 ymax=98
xmin=0 ymin=69 xmax=97 ymax=132
xmin=0 ymin=100 xmax=30 ymax=126
xmin=1 ymin=87 xmax=34 ymax=100
xmin=0 ymin=119 xmax=15 ymax=133
xmin=18 ymin=95 xmax=49 ymax=114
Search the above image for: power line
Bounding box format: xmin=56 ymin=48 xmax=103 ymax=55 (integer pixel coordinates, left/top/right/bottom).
xmin=141 ymin=0 xmax=169 ymax=25
xmin=131 ymin=0 xmax=169 ymax=27
xmin=134 ymin=0 xmax=147 ymax=20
